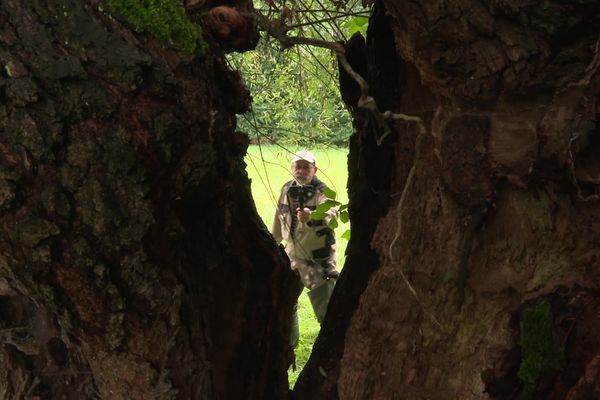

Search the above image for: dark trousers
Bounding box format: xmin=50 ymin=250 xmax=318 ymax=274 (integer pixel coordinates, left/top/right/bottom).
xmin=291 ymin=280 xmax=335 ymax=348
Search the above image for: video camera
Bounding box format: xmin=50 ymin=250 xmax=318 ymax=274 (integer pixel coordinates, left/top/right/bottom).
xmin=322 ymin=267 xmax=340 ymax=281
xmin=287 ymin=184 xmax=316 ymax=209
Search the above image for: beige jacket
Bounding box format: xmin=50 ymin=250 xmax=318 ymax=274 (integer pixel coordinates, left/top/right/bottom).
xmin=271 ymin=177 xmax=337 ymax=262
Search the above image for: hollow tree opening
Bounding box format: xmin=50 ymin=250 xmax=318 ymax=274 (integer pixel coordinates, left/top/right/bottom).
xmin=1 ymin=0 xmax=599 ymax=399
xmin=228 ymin=1 xmax=363 ymax=387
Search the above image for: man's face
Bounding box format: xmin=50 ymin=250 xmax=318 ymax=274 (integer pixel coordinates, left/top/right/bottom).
xmin=291 ymin=160 xmax=317 ymax=185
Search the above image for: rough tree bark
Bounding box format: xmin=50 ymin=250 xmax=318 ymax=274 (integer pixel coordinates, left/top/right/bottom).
xmin=0 ymin=1 xmax=298 ymax=399
xmin=295 ymin=1 xmax=600 ymax=399
xmin=3 ymin=0 xmax=600 ymax=399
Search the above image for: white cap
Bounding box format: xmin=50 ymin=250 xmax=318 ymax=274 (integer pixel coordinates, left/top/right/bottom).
xmin=291 ymin=150 xmax=317 ymax=166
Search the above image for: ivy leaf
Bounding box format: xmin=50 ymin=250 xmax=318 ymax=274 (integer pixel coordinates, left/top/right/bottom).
xmin=339 ymin=203 xmax=348 ymax=211
xmin=341 ymin=229 xmax=351 ymax=240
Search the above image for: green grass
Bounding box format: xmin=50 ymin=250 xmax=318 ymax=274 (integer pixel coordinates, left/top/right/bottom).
xmin=245 ymin=144 xmax=349 ymax=387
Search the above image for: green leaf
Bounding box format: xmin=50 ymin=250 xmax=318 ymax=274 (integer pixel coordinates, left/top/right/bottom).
xmin=339 ymin=204 xmax=348 ymax=211
xmin=341 ymin=229 xmax=351 ymax=240
xmin=344 ymin=16 xmax=369 ymax=38
xmin=340 ymin=211 xmax=349 ymax=223
xmin=323 ymin=187 xmax=337 ymax=200
xmin=328 ymin=218 xmax=339 ymax=229
xmin=312 ymin=200 xmax=340 ymax=221
xmin=315 ymin=200 xmax=341 ymax=214
xmin=311 ymin=210 xmax=325 ymax=220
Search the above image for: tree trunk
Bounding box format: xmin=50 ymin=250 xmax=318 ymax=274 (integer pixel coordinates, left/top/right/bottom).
xmin=295 ymin=1 xmax=600 ymax=399
xmin=0 ymin=1 xmax=297 ymax=399
xmin=3 ymin=0 xmax=600 ymax=399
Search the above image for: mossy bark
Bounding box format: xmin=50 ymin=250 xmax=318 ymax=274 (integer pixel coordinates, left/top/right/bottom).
xmin=0 ymin=1 xmax=296 ymax=399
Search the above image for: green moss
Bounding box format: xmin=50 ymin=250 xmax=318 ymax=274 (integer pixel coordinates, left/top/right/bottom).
xmin=517 ymin=298 xmax=564 ymax=400
xmin=108 ymin=0 xmax=204 ymax=54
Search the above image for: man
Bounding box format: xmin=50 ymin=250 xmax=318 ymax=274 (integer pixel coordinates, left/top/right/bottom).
xmin=272 ymin=150 xmax=339 ymax=348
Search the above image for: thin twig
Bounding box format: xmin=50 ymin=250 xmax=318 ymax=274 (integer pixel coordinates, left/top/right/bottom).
xmin=312 ymin=0 xmax=347 ymax=40
xmin=288 ymin=13 xmax=366 ymax=29
xmin=294 ymin=0 xmax=340 ymax=42
xmin=302 ymin=46 xmax=340 ymax=90
xmin=252 ymin=16 xmax=426 ymax=146
xmin=291 ymin=9 xmax=369 ymax=16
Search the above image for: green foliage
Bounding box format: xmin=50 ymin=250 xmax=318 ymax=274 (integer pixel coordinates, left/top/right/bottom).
xmin=312 ymin=199 xmax=341 ymax=220
xmin=340 ymin=229 xmax=351 ymax=240
xmin=322 ymin=186 xmax=337 ymax=199
xmin=311 ymin=182 xmax=350 ymax=239
xmin=231 ymin=41 xmax=352 ymax=147
xmin=344 ymin=16 xmax=369 ymax=37
xmin=228 ymin=0 xmax=369 ymax=147
xmin=339 ymin=205 xmax=349 ymax=223
xmin=108 ymin=0 xmax=203 ymax=54
xmin=517 ymin=298 xmax=564 ymax=400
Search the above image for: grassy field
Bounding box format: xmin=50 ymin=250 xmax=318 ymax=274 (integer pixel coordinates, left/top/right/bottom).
xmin=244 ymin=144 xmax=349 ymax=386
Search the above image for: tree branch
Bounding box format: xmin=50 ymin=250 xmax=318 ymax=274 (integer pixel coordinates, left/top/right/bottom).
xmin=254 ymin=11 xmax=425 ymax=146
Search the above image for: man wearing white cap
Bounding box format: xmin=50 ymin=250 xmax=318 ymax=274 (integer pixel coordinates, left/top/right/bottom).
xmin=272 ymin=150 xmax=339 ymax=349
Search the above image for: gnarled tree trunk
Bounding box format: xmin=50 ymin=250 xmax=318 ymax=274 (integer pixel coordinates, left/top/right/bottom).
xmin=0 ymin=1 xmax=297 ymax=399
xmin=3 ymin=0 xmax=600 ymax=399
xmin=295 ymin=1 xmax=600 ymax=399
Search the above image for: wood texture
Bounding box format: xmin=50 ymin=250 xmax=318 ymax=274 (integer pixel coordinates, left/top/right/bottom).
xmin=0 ymin=1 xmax=297 ymax=399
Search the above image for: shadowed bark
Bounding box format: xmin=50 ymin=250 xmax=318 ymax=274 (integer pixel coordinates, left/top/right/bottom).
xmin=0 ymin=1 xmax=297 ymax=399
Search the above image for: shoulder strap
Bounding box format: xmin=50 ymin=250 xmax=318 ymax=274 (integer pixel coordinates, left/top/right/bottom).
xmin=311 ymin=176 xmax=327 ymax=193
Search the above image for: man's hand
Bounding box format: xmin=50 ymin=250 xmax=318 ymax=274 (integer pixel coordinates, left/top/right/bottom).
xmin=296 ymin=207 xmax=311 ymax=223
